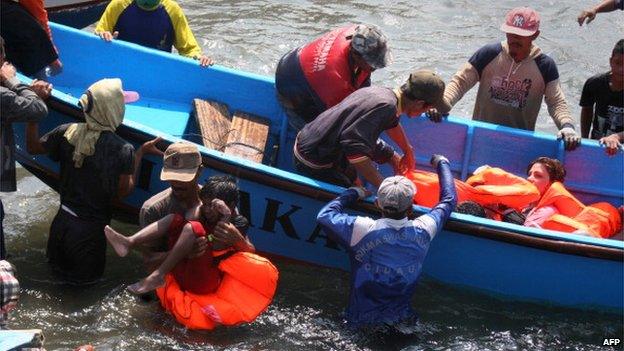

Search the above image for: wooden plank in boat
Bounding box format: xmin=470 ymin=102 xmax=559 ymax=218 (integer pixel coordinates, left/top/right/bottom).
xmin=224 ymin=112 xmax=270 ymax=163
xmin=193 ymin=99 xmax=231 ymax=150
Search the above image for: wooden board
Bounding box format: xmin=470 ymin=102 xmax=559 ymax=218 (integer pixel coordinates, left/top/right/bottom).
xmin=224 ymin=112 xmax=270 ymax=163
xmin=193 ymin=99 xmax=231 ymax=150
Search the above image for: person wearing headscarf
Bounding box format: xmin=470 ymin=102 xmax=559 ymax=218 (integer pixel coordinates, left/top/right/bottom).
xmin=25 ymin=78 xmax=159 ymax=283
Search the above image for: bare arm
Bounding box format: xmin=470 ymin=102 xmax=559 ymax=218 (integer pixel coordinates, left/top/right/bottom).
xmin=118 ymin=137 xmax=163 ymax=198
xmin=578 ymin=0 xmax=619 ymax=25
xmin=580 ymin=106 xmax=594 ymax=138
xmin=351 ymin=158 xmax=384 ymax=188
xmin=25 ymin=122 xmax=47 ymax=154
xmin=385 ymin=123 xmax=415 ymax=171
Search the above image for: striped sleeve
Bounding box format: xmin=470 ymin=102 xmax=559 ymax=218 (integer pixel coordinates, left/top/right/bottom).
xmin=163 ymin=0 xmax=202 ymax=58
xmin=95 ymin=0 xmax=133 ymax=33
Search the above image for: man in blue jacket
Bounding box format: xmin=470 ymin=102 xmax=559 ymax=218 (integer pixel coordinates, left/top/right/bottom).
xmin=316 ymin=154 xmax=457 ymax=328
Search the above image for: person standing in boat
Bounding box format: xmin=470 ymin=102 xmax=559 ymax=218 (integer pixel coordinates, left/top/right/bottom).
xmin=443 ymin=7 xmax=581 ymax=150
xmin=0 ymin=35 xmax=51 ymax=260
xmin=275 ymin=24 xmax=392 ymax=130
xmin=294 ymin=69 xmax=450 ymax=189
xmin=579 ymin=39 xmax=623 ymax=141
xmin=95 ymin=0 xmax=213 ymax=67
xmin=24 ymin=78 xmax=159 ymax=284
xmin=316 ymin=154 xmax=457 ymax=329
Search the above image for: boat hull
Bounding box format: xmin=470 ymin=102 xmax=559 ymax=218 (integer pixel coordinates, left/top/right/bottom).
xmin=12 ymin=22 xmax=624 ymax=313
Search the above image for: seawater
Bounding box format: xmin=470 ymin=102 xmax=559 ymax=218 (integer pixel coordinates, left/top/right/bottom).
xmin=3 ymin=0 xmax=623 ymax=350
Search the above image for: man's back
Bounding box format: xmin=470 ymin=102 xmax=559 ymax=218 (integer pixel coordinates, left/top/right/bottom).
xmin=41 ymin=123 xmax=135 ymax=222
xmin=345 ymin=215 xmax=434 ymax=326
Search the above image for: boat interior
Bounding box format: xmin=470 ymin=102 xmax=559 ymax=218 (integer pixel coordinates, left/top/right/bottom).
xmin=29 ymin=23 xmax=624 ymax=243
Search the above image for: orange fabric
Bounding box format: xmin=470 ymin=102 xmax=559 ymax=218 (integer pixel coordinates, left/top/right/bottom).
xmin=405 ymin=168 xmax=620 ymax=238
xmin=542 ymin=202 xmax=621 ymax=238
xmin=156 ymin=252 xmax=278 ymax=330
xmin=534 ymin=182 xmax=585 ymax=218
xmin=403 ymin=168 xmax=539 ymax=211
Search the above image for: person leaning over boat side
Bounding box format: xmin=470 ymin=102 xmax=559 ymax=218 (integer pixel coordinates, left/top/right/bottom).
xmin=316 ymin=155 xmax=457 ymax=328
xmin=443 ymin=7 xmax=581 ymax=150
xmin=94 ymin=0 xmax=213 ymax=67
xmin=294 ymin=69 xmax=450 ymax=189
xmin=579 ymin=39 xmax=623 ymax=141
xmin=0 ymin=35 xmax=51 ymax=260
xmin=275 ymin=24 xmax=392 ymax=130
xmin=0 ymin=0 xmax=61 ymax=78
xmin=138 ymin=142 xmax=209 ymax=271
xmin=24 ymin=78 xmax=160 ymax=284
xmin=578 ymin=0 xmax=624 ymax=25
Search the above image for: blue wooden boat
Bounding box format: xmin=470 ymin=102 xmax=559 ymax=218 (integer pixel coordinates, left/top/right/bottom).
xmin=13 ymin=23 xmax=624 ymax=313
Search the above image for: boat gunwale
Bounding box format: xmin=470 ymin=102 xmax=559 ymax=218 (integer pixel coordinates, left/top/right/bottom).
xmin=35 ymin=96 xmax=624 ymax=263
xmin=45 ymin=0 xmax=109 ymax=12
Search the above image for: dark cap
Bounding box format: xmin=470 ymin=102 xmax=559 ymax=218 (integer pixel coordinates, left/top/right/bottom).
xmin=350 ymin=24 xmax=392 ymax=70
xmin=405 ymin=69 xmax=451 ymax=114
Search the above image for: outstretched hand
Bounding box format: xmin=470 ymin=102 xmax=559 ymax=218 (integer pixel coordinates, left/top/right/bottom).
xmin=577 ymin=9 xmax=596 ymax=25
xmin=140 ymin=137 xmax=164 ymax=156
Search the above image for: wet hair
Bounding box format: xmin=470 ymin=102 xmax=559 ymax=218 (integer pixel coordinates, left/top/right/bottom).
xmin=199 ymin=175 xmax=239 ymax=207
xmin=613 ymin=39 xmax=624 ymax=57
xmin=455 ymin=201 xmax=487 ymax=218
xmin=526 ymin=157 xmax=566 ymax=183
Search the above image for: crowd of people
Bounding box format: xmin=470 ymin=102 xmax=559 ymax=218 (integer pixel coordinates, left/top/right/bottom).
xmin=0 ymin=0 xmax=622 ymax=342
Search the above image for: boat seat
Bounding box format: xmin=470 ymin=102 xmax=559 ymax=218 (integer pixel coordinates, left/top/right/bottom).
xmin=193 ymin=99 xmax=269 ymax=163
xmin=193 ymin=99 xmax=232 ymax=150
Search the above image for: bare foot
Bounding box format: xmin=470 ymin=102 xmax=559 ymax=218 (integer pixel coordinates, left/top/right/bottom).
xmin=104 ymin=225 xmax=130 ymax=257
xmin=127 ymin=273 xmax=165 ymax=295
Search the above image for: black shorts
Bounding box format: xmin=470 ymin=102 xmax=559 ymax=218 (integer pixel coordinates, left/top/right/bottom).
xmin=47 ymin=209 xmax=107 ymax=284
xmin=0 ymin=0 xmax=58 ymax=76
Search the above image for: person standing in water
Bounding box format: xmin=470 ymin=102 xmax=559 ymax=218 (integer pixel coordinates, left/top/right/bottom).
xmin=95 ymin=0 xmax=213 ymax=66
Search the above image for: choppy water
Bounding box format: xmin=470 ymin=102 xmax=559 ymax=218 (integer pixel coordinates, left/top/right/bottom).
xmin=3 ymin=0 xmax=623 ymax=350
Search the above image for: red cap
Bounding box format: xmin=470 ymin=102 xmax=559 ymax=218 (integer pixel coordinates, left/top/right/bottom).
xmin=500 ymin=7 xmax=540 ymax=37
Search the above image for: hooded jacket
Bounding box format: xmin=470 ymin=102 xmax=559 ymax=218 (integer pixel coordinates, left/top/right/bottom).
xmin=444 ymin=41 xmax=573 ymax=131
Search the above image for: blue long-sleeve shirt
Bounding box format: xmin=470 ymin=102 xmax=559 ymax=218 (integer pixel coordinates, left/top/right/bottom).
xmin=316 ymin=160 xmax=457 ymax=327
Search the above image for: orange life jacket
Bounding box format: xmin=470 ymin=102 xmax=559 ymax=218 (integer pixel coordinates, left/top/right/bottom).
xmin=403 ymin=168 xmax=539 ymax=211
xmin=530 ymin=182 xmax=620 ymax=238
xmin=156 ymin=251 xmax=279 ymax=330
xmin=541 ymin=201 xmax=622 ymax=238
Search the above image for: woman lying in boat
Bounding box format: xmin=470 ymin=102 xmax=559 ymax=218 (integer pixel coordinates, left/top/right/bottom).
xmin=404 ymin=157 xmax=622 ymax=238
xmin=105 ymin=175 xmax=255 ymax=295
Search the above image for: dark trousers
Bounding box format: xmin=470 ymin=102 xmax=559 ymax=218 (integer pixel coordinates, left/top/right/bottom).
xmin=47 ymin=209 xmax=107 ymax=284
xmin=293 ymin=156 xmax=356 ymax=188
